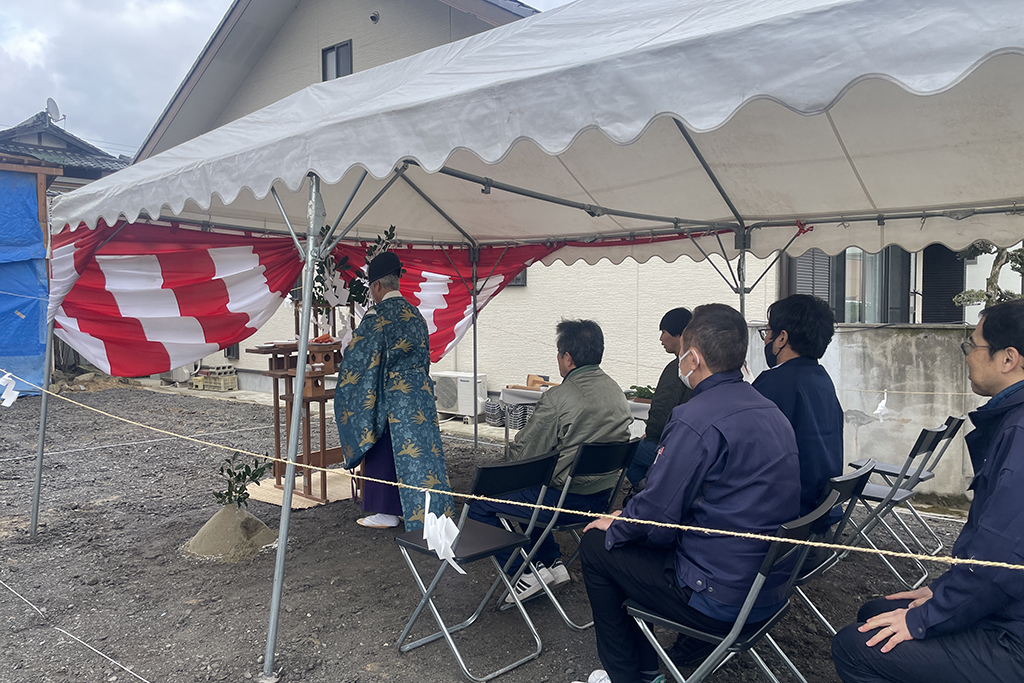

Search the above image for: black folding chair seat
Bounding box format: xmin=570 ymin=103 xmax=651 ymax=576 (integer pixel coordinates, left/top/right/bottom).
xmin=851 ymin=460 xmax=935 ymax=483
xmin=497 ymin=439 xmax=639 ymax=630
xmin=860 ymin=483 xmax=914 ymax=506
xmin=396 ymin=518 xmax=531 ymax=564
xmin=624 ymin=490 xmax=842 ymax=683
xmin=395 ymin=450 xmax=560 ymax=682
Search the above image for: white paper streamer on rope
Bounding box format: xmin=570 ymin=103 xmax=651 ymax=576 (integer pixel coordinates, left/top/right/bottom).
xmin=422 ymin=490 xmax=465 ymax=575
xmin=873 ymin=390 xmax=890 ymax=422
xmin=0 ymin=373 xmax=19 ymax=407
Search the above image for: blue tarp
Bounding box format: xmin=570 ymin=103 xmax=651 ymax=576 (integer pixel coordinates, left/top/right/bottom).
xmin=0 ymin=170 xmax=44 ymax=264
xmin=0 ymin=170 xmax=46 ymax=395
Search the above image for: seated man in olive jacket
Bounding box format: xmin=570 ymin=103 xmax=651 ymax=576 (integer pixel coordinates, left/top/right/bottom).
xmin=627 ymin=307 xmax=693 ymax=486
xmin=468 ymin=319 xmax=633 ymax=601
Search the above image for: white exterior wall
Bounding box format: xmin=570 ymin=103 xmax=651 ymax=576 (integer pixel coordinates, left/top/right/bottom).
xmin=215 ymin=0 xmax=492 ymax=127
xmin=433 ymin=255 xmax=777 ymax=391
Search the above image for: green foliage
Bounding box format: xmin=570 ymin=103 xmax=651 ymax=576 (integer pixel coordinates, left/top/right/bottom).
xmin=629 ymin=385 xmax=656 ymax=399
xmin=955 ymin=240 xmax=1024 ymax=309
xmin=316 ymin=224 xmax=404 ymax=309
xmin=213 ymin=452 xmax=271 ymax=508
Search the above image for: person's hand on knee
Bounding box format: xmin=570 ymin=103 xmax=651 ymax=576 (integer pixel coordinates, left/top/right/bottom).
xmin=858 ymin=608 xmax=913 ymax=652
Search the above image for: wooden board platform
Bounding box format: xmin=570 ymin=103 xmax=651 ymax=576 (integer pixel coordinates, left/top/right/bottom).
xmin=245 ymin=469 xmax=353 ymax=510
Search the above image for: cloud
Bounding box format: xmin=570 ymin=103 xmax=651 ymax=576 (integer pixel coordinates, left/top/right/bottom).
xmin=0 ymin=0 xmax=226 ymax=156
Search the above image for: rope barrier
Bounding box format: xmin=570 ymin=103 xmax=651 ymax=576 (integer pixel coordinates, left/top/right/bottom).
xmin=4 ymin=369 xmax=1020 ymax=575
xmin=0 ymin=578 xmax=152 ymax=683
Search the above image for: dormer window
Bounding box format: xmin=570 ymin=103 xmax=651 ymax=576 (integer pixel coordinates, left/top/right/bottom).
xmin=322 ymin=41 xmax=353 ymax=81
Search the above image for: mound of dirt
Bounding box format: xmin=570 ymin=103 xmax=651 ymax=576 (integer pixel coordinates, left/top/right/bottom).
xmin=183 ymin=505 xmax=278 ymax=563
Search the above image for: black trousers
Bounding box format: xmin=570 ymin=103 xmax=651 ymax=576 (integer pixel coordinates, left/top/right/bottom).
xmin=579 ymin=529 xmax=732 ymax=683
xmin=832 ymin=598 xmax=1024 ymax=683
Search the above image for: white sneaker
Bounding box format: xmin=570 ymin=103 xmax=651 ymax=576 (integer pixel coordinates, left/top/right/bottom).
xmin=548 ymin=559 xmax=571 ymax=587
xmin=588 ymin=670 xmax=612 ymax=683
xmin=356 ymin=513 xmax=401 ymax=528
xmin=504 ymin=564 xmax=554 ymax=603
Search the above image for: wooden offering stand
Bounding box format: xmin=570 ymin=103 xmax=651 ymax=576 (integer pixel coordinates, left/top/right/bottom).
xmin=245 ymin=341 xmax=345 ymax=503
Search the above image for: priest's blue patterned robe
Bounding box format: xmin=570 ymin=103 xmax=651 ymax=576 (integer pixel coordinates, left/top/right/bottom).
xmin=334 ymin=294 xmax=455 ymax=530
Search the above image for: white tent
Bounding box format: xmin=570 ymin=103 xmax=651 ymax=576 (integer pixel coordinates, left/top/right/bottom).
xmin=43 ymin=0 xmax=1024 ymax=678
xmin=52 ymin=0 xmax=1024 ymax=272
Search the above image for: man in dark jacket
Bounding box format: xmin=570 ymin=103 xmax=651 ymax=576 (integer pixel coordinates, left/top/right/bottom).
xmin=579 ymin=304 xmax=800 ymax=683
xmin=832 ymin=299 xmax=1024 ymax=683
xmin=627 ymin=307 xmax=693 ymax=486
xmin=753 ymin=294 xmax=843 ymax=519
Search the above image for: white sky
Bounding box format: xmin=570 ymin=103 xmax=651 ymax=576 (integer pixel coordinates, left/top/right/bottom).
xmin=0 ymin=0 xmax=571 ymax=159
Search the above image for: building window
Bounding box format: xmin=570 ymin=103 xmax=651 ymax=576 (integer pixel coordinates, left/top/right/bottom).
xmin=322 ymin=41 xmax=353 ymax=81
xmin=782 ymin=246 xmax=910 ymax=323
xmin=224 ymin=343 xmax=240 ymax=360
xmin=507 ymin=270 xmax=527 ymax=287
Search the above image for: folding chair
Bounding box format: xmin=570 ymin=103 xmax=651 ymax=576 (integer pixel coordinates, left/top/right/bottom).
xmin=394 ymin=450 xmax=560 ymax=682
xmin=849 ymin=415 xmax=965 ymax=555
xmin=846 ymin=426 xmax=947 ymax=590
xmin=497 ymin=439 xmax=639 ymax=630
xmin=792 ymin=460 xmax=875 ymax=636
xmin=625 ymin=490 xmax=842 ymax=683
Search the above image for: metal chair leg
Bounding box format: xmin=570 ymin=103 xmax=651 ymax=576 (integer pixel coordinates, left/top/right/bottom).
xmin=762 ymin=634 xmax=809 ymax=683
xmin=396 ymin=549 xmax=542 ymax=682
xmin=902 ymin=502 xmax=945 ymax=555
xmin=794 ymin=586 xmax=837 ymax=636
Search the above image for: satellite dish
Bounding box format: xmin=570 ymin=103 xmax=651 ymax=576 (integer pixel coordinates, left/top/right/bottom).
xmin=46 ymin=98 xmax=61 ymax=122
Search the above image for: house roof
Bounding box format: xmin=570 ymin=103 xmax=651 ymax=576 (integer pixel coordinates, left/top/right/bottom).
xmin=136 ymin=0 xmax=538 ymax=162
xmin=0 ymin=112 xmax=128 ymax=173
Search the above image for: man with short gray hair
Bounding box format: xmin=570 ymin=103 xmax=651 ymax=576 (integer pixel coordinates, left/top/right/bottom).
xmin=468 ymin=319 xmax=633 ymax=601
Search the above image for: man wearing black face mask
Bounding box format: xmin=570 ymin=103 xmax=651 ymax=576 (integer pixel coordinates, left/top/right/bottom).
xmin=753 ymin=294 xmax=843 ymax=520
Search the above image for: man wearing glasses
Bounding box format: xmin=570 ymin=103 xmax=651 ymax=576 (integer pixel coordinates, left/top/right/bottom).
xmin=832 ymin=299 xmax=1024 ymax=683
xmin=753 ymin=294 xmax=844 ymax=521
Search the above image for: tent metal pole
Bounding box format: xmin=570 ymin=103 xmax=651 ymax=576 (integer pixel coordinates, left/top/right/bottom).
xmin=320 ymin=169 xmax=368 ymax=250
xmin=323 ymin=164 xmax=409 ymax=256
xmin=262 ymin=175 xmax=321 ymax=683
xmin=29 ymin=318 xmax=55 ymax=539
xmin=470 ymin=248 xmax=480 ymax=449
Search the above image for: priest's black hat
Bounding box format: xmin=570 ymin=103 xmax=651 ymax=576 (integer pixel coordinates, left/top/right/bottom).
xmin=367 ymin=252 xmax=402 ymax=284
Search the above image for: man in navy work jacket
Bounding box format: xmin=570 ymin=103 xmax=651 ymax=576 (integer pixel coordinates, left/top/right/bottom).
xmin=753 ymin=294 xmax=843 ymax=520
xmin=578 ymin=303 xmax=801 ymax=683
xmin=832 ymin=299 xmax=1024 ymax=683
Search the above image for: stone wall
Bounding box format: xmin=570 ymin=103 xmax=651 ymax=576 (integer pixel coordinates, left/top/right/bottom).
xmin=746 ymin=324 xmax=979 ymax=496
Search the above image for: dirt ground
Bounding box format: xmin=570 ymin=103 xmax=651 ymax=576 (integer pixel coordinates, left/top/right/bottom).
xmin=0 ymin=386 xmax=965 ymax=683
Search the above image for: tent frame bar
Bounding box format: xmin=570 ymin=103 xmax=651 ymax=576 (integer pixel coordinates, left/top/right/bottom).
xmin=431 ymin=163 xmax=730 ymax=229
xmin=400 ymin=175 xmax=478 ymax=247
xmin=270 ymin=186 xmax=305 ymax=260
xmin=320 ymin=169 xmax=368 ymax=251
xmin=323 ymin=164 xmax=409 ymax=256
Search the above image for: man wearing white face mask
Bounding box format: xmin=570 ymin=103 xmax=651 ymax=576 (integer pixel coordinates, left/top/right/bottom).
xmin=578 ymin=304 xmax=800 ymax=683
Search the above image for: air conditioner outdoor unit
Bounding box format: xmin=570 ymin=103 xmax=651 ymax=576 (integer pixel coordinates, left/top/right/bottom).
xmin=159 ymin=364 xmax=195 ymax=384
xmin=432 ymin=371 xmax=487 ymax=417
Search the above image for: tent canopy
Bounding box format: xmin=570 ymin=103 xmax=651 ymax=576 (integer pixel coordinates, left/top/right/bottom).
xmin=51 ymin=0 xmax=1024 ymax=266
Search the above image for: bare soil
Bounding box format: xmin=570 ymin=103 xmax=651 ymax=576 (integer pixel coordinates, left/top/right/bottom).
xmin=0 ymin=387 xmax=965 ymax=683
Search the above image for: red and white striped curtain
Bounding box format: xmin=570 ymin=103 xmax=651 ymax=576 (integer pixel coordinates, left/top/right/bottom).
xmin=48 ymin=222 xmax=553 ymax=375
